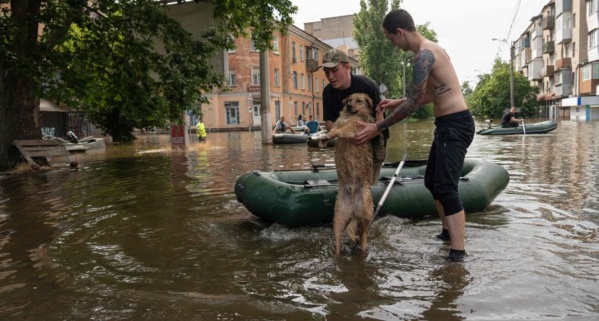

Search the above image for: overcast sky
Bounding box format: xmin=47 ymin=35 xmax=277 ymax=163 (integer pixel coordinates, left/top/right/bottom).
xmin=292 ymin=0 xmax=549 ymax=88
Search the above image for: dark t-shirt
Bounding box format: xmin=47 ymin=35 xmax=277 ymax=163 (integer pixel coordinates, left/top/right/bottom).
xmin=500 ymin=111 xmax=513 ymax=126
xmin=323 ymin=74 xmax=389 ymax=139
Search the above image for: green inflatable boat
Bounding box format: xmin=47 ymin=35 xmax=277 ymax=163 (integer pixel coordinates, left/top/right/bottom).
xmin=235 ymin=159 xmax=509 ymax=227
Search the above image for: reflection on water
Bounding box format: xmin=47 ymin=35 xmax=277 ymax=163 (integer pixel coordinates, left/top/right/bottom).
xmin=1 ymin=120 xmax=598 ymax=320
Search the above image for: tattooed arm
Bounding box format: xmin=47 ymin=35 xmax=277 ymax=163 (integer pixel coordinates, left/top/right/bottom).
xmin=376 ymin=49 xmax=435 ymax=132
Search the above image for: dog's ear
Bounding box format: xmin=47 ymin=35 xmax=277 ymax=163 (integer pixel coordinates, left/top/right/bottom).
xmin=342 ymin=96 xmax=349 ymax=106
xmin=364 ymin=95 xmax=373 ymax=109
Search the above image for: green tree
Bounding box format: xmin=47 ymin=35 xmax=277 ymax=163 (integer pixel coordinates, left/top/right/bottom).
xmin=354 ymin=4 xmax=439 ymax=119
xmin=467 ymin=58 xmax=539 ymax=119
xmin=353 ymin=0 xmax=402 ymax=97
xmin=461 ymin=81 xmax=473 ymax=99
xmin=0 ymin=0 xmax=296 ymax=171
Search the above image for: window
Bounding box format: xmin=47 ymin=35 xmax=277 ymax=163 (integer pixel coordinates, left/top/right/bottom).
xmin=293 ymin=71 xmax=298 ymax=89
xmin=300 ymin=45 xmax=304 ymax=61
xmin=274 ymin=68 xmax=280 ymax=87
xmin=227 ymin=35 xmax=236 ymax=53
xmin=292 ymin=41 xmax=296 ymax=61
xmin=590 ymin=29 xmax=598 ymax=48
xmin=294 ymin=101 xmax=298 ymax=115
xmin=308 ymin=75 xmax=312 ymax=90
xmin=556 ymin=71 xmax=562 ymax=84
xmin=315 ymin=77 xmax=320 ymax=92
xmin=224 ymin=101 xmax=239 ymax=125
xmin=229 ymin=70 xmax=236 ymax=86
xmin=250 ymin=34 xmax=260 ymax=52
xmin=583 ymin=65 xmax=591 ymax=81
xmin=251 ymin=66 xmax=260 ymax=85
xmin=593 ymin=62 xmax=599 ymax=79
xmin=316 ymin=102 xmax=320 ymax=117
xmin=301 ymin=73 xmax=305 ymax=90
xmin=293 ymin=71 xmax=297 ymax=89
xmin=250 ymin=37 xmax=259 ymax=52
xmin=313 ymin=49 xmax=318 ymax=60
xmin=588 ymin=0 xmax=598 ymax=16
xmin=273 ymin=36 xmax=279 ymax=53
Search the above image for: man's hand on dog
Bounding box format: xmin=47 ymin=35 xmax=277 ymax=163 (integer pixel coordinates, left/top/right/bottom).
xmin=353 ymin=97 xmax=409 ymax=144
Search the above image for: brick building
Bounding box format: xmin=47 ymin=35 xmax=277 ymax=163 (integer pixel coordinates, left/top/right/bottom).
xmin=199 ymin=24 xmax=360 ymax=131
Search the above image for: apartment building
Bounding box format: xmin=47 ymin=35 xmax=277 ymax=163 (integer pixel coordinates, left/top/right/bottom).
xmin=515 ymin=0 xmax=599 ymax=121
xmin=304 ymin=15 xmax=360 ymax=59
xmin=198 ymin=25 xmax=360 ymax=131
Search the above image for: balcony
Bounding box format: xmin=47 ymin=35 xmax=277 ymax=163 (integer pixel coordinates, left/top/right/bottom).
xmin=543 ymin=41 xmax=555 ymax=54
xmin=306 ymin=58 xmax=319 ymax=73
xmin=555 ymin=57 xmax=571 ymax=69
xmin=522 ymin=48 xmax=532 ymax=63
xmin=528 ymin=59 xmax=543 ymax=80
xmin=556 ymin=13 xmax=573 ymax=44
xmin=542 ymin=65 xmax=555 ymax=77
xmin=543 ymin=15 xmax=555 ymax=30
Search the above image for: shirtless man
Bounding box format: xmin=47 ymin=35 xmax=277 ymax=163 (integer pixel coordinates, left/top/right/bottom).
xmin=354 ymin=9 xmax=475 ymax=262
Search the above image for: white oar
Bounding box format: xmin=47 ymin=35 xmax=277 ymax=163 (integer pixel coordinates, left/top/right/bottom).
xmin=522 ymin=119 xmax=526 ymax=135
xmin=369 ymin=152 xmax=408 ymax=229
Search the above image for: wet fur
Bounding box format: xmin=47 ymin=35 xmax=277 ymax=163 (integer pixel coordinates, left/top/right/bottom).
xmin=320 ymin=93 xmax=375 ymax=255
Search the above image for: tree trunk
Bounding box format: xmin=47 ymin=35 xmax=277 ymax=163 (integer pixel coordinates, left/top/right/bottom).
xmin=0 ymin=0 xmax=43 ymax=171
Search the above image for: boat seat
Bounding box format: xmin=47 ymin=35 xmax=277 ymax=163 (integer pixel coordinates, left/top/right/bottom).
xmin=304 ymin=179 xmax=332 ymax=187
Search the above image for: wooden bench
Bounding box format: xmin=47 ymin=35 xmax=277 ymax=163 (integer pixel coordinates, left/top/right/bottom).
xmin=13 ymin=140 xmax=76 ymax=168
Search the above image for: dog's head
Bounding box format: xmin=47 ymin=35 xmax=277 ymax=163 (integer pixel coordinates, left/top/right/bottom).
xmin=342 ymin=93 xmax=373 ymax=119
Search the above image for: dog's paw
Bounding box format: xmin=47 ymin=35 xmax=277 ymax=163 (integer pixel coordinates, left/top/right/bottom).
xmin=318 ymin=135 xmax=330 ymax=148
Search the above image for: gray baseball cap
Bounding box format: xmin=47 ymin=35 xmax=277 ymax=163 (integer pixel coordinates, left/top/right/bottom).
xmin=319 ymin=49 xmax=349 ymax=68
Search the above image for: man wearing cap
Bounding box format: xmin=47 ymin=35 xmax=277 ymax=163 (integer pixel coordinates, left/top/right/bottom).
xmin=321 ymin=48 xmax=388 ymax=185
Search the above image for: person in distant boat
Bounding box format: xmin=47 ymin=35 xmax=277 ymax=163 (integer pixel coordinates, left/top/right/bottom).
xmin=297 ymin=114 xmax=310 ymax=134
xmin=196 ymin=117 xmax=207 ymax=142
xmin=501 ymin=106 xmax=523 ymax=128
xmin=305 ymin=115 xmax=321 ymax=134
xmin=272 ymin=115 xmax=296 ymax=136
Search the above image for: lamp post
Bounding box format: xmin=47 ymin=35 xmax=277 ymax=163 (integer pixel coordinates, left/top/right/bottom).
xmin=492 ymin=38 xmax=515 ymax=108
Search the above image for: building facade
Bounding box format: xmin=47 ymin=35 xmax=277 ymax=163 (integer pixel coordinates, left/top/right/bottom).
xmin=515 ymin=0 xmax=599 ymax=121
xmin=304 ymin=15 xmax=360 ymax=59
xmin=198 ymin=25 xmax=360 ymax=131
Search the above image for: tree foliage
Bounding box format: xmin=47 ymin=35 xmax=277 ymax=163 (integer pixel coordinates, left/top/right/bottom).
xmin=354 ymin=3 xmax=439 ymax=119
xmin=0 ymin=0 xmax=296 ymax=170
xmin=353 ymin=0 xmax=402 ymax=97
xmin=466 ymin=58 xmax=539 ymax=119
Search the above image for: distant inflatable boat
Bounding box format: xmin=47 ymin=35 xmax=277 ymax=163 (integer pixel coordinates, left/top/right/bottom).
xmin=235 ymin=159 xmax=510 ymax=227
xmin=272 ymin=133 xmax=309 ymax=144
xmin=478 ymin=121 xmax=557 ymax=135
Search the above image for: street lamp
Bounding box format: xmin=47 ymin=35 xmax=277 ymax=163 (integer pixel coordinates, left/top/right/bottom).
xmin=492 ymin=38 xmax=515 ymax=108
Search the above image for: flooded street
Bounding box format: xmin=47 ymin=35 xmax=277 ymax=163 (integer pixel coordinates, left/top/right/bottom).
xmin=1 ymin=119 xmax=598 ymax=320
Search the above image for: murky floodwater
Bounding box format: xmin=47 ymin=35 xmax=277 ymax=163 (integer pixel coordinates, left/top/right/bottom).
xmin=1 ymin=119 xmax=598 ymax=320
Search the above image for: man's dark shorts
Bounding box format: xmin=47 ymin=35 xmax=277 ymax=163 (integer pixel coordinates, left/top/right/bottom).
xmin=424 ymin=110 xmax=475 ymax=216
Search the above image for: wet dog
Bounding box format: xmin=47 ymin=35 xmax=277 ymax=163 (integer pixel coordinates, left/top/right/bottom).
xmin=318 ymin=93 xmax=377 ymax=255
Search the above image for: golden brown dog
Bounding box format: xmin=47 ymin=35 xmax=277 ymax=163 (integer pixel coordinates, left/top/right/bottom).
xmin=319 ymin=93 xmax=377 ymax=255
